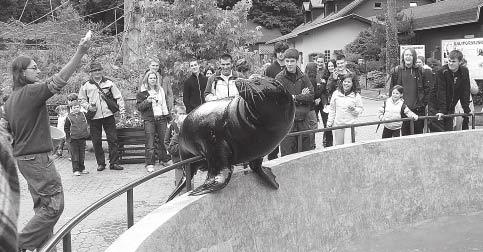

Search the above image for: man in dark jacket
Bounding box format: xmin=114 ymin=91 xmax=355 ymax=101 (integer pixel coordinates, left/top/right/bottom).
xmin=183 ymin=60 xmax=207 ymax=113
xmin=389 ymin=47 xmax=430 ymax=135
xmin=429 ymin=50 xmax=471 ymax=132
xmin=264 ymin=41 xmax=289 ymax=78
xmin=275 ymin=48 xmax=315 ymax=156
xmin=264 ymin=41 xmax=289 ymax=160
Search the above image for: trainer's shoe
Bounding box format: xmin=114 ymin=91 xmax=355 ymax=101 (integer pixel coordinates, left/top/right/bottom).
xmin=73 ymin=171 xmax=81 ymax=176
xmin=81 ymin=170 xmax=89 ymax=174
xmin=97 ymin=165 xmax=106 ymax=171
xmin=146 ymin=165 xmax=155 ymax=173
xmin=110 ymin=164 xmax=124 ymax=170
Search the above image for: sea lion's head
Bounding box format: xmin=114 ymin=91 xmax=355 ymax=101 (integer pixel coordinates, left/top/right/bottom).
xmin=235 ymin=76 xmax=295 ymax=123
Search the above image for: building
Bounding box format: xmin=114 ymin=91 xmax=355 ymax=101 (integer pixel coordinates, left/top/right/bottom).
xmin=404 ymin=0 xmax=483 ymax=61
xmin=247 ymin=21 xmax=282 ymax=63
xmin=267 ymin=0 xmax=435 ymax=65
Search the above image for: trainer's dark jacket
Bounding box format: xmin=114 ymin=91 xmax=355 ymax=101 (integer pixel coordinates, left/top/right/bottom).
xmin=183 ymin=73 xmax=207 ymax=113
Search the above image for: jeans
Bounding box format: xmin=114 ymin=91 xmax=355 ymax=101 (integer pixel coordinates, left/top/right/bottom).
xmin=16 ymin=152 xmax=64 ymax=251
xmin=69 ymin=139 xmax=86 ymax=172
xmin=144 ymin=116 xmax=170 ymax=165
xmin=280 ymin=117 xmax=312 ymax=156
xmin=401 ymin=107 xmax=425 ymax=136
xmin=90 ymin=115 xmax=119 ymax=166
xmin=320 ymin=110 xmax=333 ymax=147
xmin=333 ymin=128 xmax=354 ymax=146
xmin=382 ymin=127 xmax=401 ymax=138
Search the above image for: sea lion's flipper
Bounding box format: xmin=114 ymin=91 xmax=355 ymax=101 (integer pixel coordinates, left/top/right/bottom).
xmin=189 ymin=166 xmax=233 ymax=196
xmin=165 ymin=176 xmax=186 ymax=203
xmin=249 ymin=158 xmax=279 ymax=189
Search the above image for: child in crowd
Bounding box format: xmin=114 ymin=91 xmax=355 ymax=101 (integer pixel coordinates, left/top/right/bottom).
xmin=164 ymin=104 xmax=187 ymax=182
xmin=327 ymin=72 xmax=364 ymax=146
xmin=64 ymin=101 xmax=95 ymax=176
xmin=377 ymin=85 xmax=419 ymax=138
xmin=54 ymin=104 xmax=69 ymax=157
xmin=67 ymin=93 xmax=87 ymax=112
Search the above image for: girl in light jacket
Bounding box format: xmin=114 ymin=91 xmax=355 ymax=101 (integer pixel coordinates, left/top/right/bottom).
xmin=377 ymin=85 xmax=419 ymax=138
xmin=327 ymin=73 xmax=363 ymax=145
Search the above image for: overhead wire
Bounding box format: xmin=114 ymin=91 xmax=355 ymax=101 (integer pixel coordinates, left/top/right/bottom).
xmin=18 ymin=0 xmax=30 ymax=22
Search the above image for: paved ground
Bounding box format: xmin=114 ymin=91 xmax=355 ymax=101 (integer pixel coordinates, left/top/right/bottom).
xmin=17 ymin=95 xmax=481 ymax=251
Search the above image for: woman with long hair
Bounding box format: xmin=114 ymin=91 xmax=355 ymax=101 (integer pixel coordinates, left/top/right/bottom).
xmin=136 ymin=70 xmax=173 ymax=172
xmin=320 ymin=59 xmax=337 ymax=147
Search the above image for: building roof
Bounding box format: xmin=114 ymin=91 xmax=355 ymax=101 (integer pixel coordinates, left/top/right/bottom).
xmin=247 ymin=21 xmax=282 ymax=44
xmin=267 ymin=0 xmax=367 ymax=44
xmin=267 ymin=13 xmax=371 ymax=44
xmin=402 ymin=0 xmax=483 ymax=31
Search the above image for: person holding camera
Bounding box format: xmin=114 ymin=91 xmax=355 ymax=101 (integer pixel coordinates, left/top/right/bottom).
xmin=79 ymin=62 xmax=126 ymax=171
xmin=136 ymin=70 xmax=173 ymax=172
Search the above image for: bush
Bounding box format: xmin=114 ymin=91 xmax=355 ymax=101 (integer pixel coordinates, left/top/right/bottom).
xmin=366 ymin=70 xmax=386 ymax=88
xmin=364 ymin=60 xmax=384 ymax=72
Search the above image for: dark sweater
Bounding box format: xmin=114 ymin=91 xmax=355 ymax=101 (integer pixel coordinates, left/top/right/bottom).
xmin=431 ymin=65 xmax=471 ymax=114
xmin=183 ymin=73 xmax=207 ymax=113
xmin=64 ymin=111 xmax=93 ymax=141
xmin=5 ymin=77 xmax=65 ymax=156
xmin=264 ymin=60 xmax=284 ymax=78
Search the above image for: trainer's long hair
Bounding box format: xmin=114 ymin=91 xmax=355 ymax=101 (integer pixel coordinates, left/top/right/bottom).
xmin=11 ymin=55 xmax=33 ymax=90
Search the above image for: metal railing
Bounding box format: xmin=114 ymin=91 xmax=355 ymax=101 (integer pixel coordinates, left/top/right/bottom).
xmin=39 ymin=111 xmax=483 ymax=252
xmin=288 ymin=112 xmax=483 ymax=152
xmin=39 ymin=156 xmax=202 ymax=252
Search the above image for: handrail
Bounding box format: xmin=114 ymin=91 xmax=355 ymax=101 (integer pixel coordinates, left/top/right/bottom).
xmin=287 ymin=112 xmax=483 ymax=136
xmin=38 ymin=111 xmax=483 ymax=252
xmin=39 ymin=156 xmax=203 ymax=252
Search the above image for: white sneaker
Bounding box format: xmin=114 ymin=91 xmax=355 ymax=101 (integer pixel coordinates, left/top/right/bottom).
xmin=146 ymin=165 xmax=155 ymax=173
xmin=81 ymin=170 xmax=89 ymax=174
xmin=73 ymin=171 xmax=81 ymax=176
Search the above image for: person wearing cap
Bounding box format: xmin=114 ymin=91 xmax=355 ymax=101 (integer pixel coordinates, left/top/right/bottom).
xmin=4 ymin=35 xmax=90 ymax=252
xmin=275 ymin=48 xmax=315 ymax=156
xmin=78 ymin=62 xmax=126 ymax=171
xmin=204 ymin=53 xmax=240 ymax=101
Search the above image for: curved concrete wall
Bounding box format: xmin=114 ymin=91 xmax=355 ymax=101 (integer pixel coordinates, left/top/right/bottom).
xmin=107 ymin=130 xmax=483 ymax=252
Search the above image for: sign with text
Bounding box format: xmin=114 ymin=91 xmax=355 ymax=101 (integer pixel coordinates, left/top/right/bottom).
xmin=400 ymin=45 xmax=425 ymax=59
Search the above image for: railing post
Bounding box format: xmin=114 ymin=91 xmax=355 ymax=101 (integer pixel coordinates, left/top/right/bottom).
xmin=127 ymin=189 xmax=134 ymax=228
xmin=297 ymin=134 xmax=302 ymax=152
xmin=410 ymin=119 xmax=415 ymax=135
xmin=62 ymin=232 xmax=72 ymax=252
xmin=350 ymin=127 xmax=355 ymax=143
xmin=472 ymin=114 xmax=476 ymax=129
xmin=186 ymin=164 xmax=192 ymax=191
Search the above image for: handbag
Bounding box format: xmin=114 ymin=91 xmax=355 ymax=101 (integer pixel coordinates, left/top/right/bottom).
xmin=92 ymin=82 xmax=120 ymax=113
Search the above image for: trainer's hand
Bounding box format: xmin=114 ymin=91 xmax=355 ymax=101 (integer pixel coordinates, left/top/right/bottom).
xmin=435 ymin=113 xmax=444 ymax=120
xmin=78 ymin=30 xmax=92 ymax=54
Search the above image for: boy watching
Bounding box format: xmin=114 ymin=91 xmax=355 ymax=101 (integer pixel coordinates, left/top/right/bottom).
xmin=64 ymin=101 xmax=95 ymax=176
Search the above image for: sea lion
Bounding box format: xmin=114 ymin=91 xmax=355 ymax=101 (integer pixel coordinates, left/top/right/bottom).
xmin=168 ymin=76 xmax=295 ymax=199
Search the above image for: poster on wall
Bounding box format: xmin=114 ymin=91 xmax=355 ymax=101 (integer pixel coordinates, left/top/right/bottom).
xmin=400 ymin=45 xmax=425 ymax=59
xmin=441 ymin=38 xmax=483 ymax=84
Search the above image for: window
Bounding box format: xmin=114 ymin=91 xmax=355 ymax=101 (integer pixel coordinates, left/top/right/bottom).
xmin=374 ymin=2 xmax=382 ymax=9
xmin=324 ymin=50 xmax=331 ymax=62
xmin=409 ymin=2 xmax=417 ymax=7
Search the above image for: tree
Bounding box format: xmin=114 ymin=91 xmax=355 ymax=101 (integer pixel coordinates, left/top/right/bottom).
xmin=248 ymin=0 xmax=304 ymax=34
xmin=143 ymin=0 xmax=260 ymax=70
xmin=385 ymin=0 xmax=399 ymax=73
